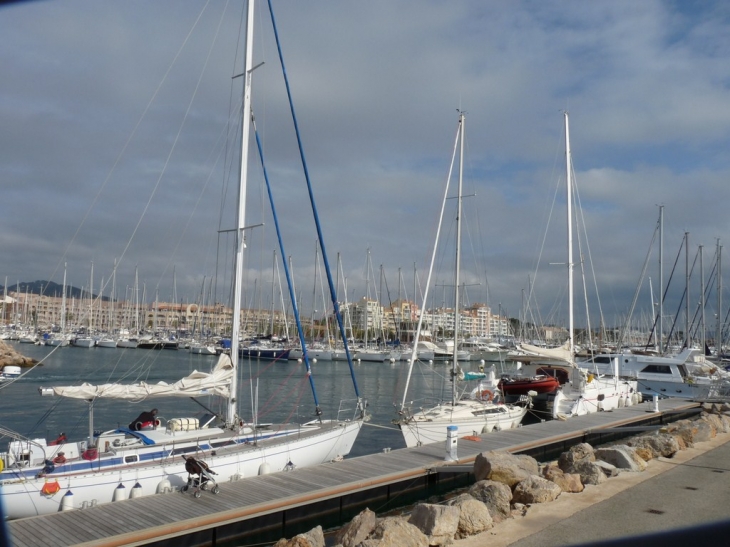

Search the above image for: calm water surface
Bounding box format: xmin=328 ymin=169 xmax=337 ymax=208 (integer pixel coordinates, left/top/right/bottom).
xmin=0 ymin=343 xmax=517 ymax=458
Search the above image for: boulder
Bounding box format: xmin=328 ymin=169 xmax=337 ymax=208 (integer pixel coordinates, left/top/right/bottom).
xmin=570 ymin=460 xmax=607 ymax=485
xmin=694 ymin=417 xmax=717 ymax=442
xmin=512 ymin=475 xmax=562 ymax=504
xmin=333 ymin=508 xmax=376 ymax=547
xmin=273 ymin=525 xmax=324 ymax=547
xmin=408 ymin=503 xmax=460 ymax=546
xmin=557 ymin=443 xmax=595 ymax=472
xmin=593 ymin=460 xmax=619 ymax=478
xmin=594 ymin=446 xmax=647 ymax=472
xmin=365 ymin=516 xmax=428 ymax=547
xmin=446 ymin=496 xmax=493 ymax=539
xmin=626 ymin=433 xmax=680 ymax=458
xmin=468 ymin=480 xmax=512 ymax=522
xmin=473 ymin=450 xmax=539 ymax=486
xmin=541 ymin=462 xmax=584 ymax=493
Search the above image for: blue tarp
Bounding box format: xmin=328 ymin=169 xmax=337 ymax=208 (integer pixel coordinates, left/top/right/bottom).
xmin=112 ymin=428 xmax=156 ymax=445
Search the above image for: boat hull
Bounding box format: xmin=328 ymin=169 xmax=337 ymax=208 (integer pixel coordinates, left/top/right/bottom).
xmin=0 ymin=420 xmax=361 ymax=520
xmin=398 ymin=403 xmax=526 ymax=448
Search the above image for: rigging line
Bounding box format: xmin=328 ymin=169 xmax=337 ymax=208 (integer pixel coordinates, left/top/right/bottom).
xmin=151 ymin=2 xmax=232 ymax=295
xmin=43 ymin=0 xmax=215 ymax=294
xmin=400 ymin=117 xmax=460 ymax=410
xmin=267 ymin=0 xmax=361 ymax=402
xmin=570 ymin=163 xmax=605 ymax=344
xmin=662 ymin=237 xmax=688 ymax=349
xmin=252 ymin=115 xmax=322 ymax=414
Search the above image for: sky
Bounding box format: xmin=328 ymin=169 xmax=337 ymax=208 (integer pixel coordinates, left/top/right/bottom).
xmin=2 ymin=0 xmax=730 ymax=334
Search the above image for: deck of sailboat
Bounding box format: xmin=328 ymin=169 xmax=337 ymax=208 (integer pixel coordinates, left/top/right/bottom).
xmin=7 ymin=397 xmax=699 ymax=547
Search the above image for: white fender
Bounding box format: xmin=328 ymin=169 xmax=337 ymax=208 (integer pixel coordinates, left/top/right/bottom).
xmin=156 ymin=478 xmax=172 ymax=494
xmin=61 ymin=490 xmax=74 ymax=511
xmin=112 ymin=483 xmax=126 ymax=501
xmin=258 ymin=462 xmax=271 ymax=475
xmin=130 ymin=482 xmax=143 ymax=499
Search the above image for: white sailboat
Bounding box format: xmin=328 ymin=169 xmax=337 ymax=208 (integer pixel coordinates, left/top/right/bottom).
xmin=518 ymin=112 xmax=639 ymax=419
xmin=395 ymin=112 xmax=527 ymax=448
xmin=0 ymin=1 xmax=363 ymax=519
xmin=44 ymin=263 xmax=70 ymax=347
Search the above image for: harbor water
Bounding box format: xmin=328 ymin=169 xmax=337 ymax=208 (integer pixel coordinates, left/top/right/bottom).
xmin=0 ymin=343 xmax=521 ymax=458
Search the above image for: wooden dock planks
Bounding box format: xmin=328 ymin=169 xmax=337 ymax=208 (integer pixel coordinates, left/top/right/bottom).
xmin=7 ymin=398 xmax=699 ymax=547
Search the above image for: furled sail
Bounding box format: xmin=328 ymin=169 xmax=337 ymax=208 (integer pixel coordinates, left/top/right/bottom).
xmin=518 ymin=341 xmax=572 ymax=363
xmin=50 ymin=353 xmax=232 ymax=400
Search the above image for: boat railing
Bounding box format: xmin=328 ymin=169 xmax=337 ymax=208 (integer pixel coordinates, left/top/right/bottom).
xmin=336 ymin=397 xmax=367 ymax=422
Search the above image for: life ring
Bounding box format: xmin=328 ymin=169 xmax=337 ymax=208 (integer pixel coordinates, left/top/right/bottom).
xmin=480 ymin=389 xmax=493 ymax=402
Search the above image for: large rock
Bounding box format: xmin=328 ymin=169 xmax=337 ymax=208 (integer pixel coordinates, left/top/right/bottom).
xmin=468 ymin=480 xmax=512 ymax=522
xmin=541 ymin=462 xmax=584 ymax=493
xmin=693 ymin=418 xmax=717 ymax=442
xmin=570 ymin=460 xmax=607 ymax=485
xmin=362 ymin=516 xmax=428 ymax=547
xmin=407 ymin=503 xmax=460 ymax=546
xmin=626 ymin=433 xmax=680 ymax=459
xmin=445 ymin=496 xmax=493 ymax=539
xmin=0 ymin=341 xmax=36 ymax=368
xmin=473 ymin=450 xmax=539 ymax=486
xmin=702 ymin=413 xmax=728 ymax=434
xmin=273 ymin=525 xmax=324 ymax=547
xmin=557 ymin=443 xmax=594 ymax=472
xmin=594 ymin=446 xmax=647 ymax=472
xmin=333 ymin=508 xmax=376 ymax=547
xmin=512 ymin=475 xmax=562 ymax=504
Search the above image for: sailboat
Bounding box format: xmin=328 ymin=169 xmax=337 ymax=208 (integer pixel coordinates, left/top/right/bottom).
xmin=44 ymin=263 xmax=71 ymax=347
xmin=517 ymin=112 xmax=639 ymax=419
xmin=0 ymin=1 xmax=364 ymax=519
xmin=395 ymin=112 xmax=527 ymax=448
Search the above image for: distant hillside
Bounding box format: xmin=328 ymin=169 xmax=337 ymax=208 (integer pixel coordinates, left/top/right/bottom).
xmin=0 ymin=280 xmax=108 ymax=301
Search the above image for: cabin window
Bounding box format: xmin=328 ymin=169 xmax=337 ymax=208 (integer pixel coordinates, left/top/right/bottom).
xmin=124 ymin=455 xmax=139 ymax=464
xmin=640 ymin=365 xmax=672 ymax=374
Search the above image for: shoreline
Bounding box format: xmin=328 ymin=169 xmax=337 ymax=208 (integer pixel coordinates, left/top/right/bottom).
xmin=452 ymin=428 xmax=730 ymax=546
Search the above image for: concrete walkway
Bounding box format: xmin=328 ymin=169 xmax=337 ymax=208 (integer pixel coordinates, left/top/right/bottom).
xmin=453 ymin=430 xmax=730 ymax=546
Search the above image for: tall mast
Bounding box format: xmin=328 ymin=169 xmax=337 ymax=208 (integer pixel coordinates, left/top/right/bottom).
xmin=564 ymin=111 xmax=574 ymax=359
xmin=700 ymin=245 xmax=705 ymax=353
xmin=228 ymin=0 xmax=255 ymax=426
xmin=685 ymin=231 xmax=690 ymax=349
xmin=61 ymin=264 xmax=67 ymax=334
xmin=452 ymin=111 xmax=465 ymax=404
xmin=717 ymin=239 xmax=722 ymax=355
xmin=659 ymin=205 xmax=664 ymax=354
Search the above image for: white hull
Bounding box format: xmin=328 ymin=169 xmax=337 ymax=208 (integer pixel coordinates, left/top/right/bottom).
xmin=353 ymin=349 xmax=400 ymax=362
xmin=288 ymin=348 xmax=333 ymax=361
xmin=116 ymin=339 xmax=138 ymax=349
xmin=189 ymin=345 xmax=217 ymax=355
xmin=398 ymin=402 xmax=526 ymax=448
xmin=44 ymin=338 xmax=69 ymax=347
xmin=72 ymin=338 xmax=95 ymax=348
xmin=577 ymin=349 xmax=730 ymax=401
xmin=552 ymin=373 xmax=639 ymax=419
xmin=96 ymin=339 xmax=117 ymax=349
xmin=1 ymin=419 xmax=361 ymax=519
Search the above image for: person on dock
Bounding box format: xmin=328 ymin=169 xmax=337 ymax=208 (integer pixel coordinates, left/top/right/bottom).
xmin=129 ymin=408 xmax=158 ymax=431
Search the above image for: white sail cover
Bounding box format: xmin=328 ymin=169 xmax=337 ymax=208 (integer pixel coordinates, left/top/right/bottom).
xmin=518 ymin=341 xmax=572 ymax=363
xmin=52 ymin=353 xmax=233 ymax=400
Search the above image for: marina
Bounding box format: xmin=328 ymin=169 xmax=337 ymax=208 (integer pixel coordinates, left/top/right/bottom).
xmin=5 ymin=396 xmax=700 ymax=547
xmin=3 ymin=1 xmax=730 ymax=546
